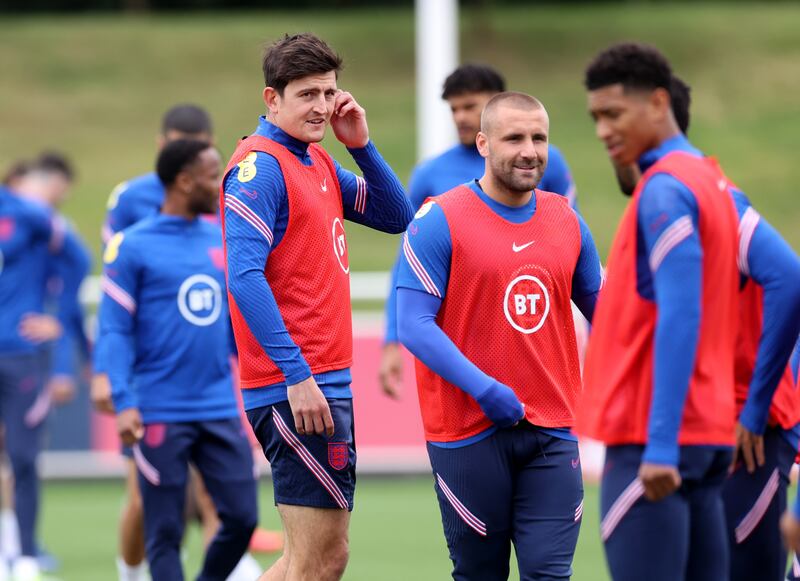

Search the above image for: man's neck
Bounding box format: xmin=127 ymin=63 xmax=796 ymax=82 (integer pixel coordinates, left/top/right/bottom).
xmin=161 ymin=195 xmax=196 ymax=220
xmin=477 ymin=175 xmax=532 ymax=208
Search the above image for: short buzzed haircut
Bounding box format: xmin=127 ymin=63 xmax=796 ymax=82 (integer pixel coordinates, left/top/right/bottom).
xmin=161 ymin=104 xmax=213 ymax=136
xmin=670 ymin=75 xmax=692 ymax=135
xmin=262 ymin=33 xmax=343 ymax=95
xmin=480 ymin=91 xmax=545 ymax=133
xmin=156 ymin=139 xmax=211 ymax=188
xmin=441 ymin=63 xmax=506 ymax=100
xmin=584 ymin=42 xmax=673 ymax=93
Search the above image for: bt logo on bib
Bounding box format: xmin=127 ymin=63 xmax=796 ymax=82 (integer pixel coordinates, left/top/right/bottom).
xmin=331 ymin=218 xmax=349 ymax=274
xmin=177 ymin=274 xmax=222 ymax=326
xmin=503 ymin=275 xmax=550 ymax=334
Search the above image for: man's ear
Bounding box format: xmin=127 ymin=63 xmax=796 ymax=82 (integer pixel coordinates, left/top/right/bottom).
xmin=475 ymin=131 xmax=490 ymax=158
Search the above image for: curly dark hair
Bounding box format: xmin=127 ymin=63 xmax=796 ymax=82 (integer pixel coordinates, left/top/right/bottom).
xmin=584 ymin=42 xmax=673 ymax=93
xmin=670 ymin=75 xmax=692 ymax=134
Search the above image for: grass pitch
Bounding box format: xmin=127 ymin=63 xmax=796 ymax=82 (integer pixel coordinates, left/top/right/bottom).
xmin=40 ymin=477 xmax=609 ymax=580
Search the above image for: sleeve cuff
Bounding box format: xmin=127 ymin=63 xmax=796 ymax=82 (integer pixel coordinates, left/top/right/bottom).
xmin=112 ymin=389 xmax=137 ymax=413
xmin=283 ymin=363 xmax=313 ymax=387
xmin=642 ymin=441 xmax=679 ymax=467
xmin=739 ymin=404 xmax=768 ymax=435
xmin=347 ymin=140 xmax=377 ymax=159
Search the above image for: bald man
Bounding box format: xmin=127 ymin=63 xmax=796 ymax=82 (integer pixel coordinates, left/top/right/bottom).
xmin=396 ymin=92 xmax=602 ymax=580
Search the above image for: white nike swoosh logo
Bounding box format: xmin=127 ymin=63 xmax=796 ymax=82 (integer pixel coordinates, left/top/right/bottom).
xmin=321 ymin=179 xmax=328 ymax=192
xmin=512 ymin=241 xmax=535 ymax=252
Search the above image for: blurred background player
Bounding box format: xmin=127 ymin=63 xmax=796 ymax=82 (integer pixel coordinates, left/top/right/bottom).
xmin=380 ymin=63 xmax=580 ymax=398
xmin=221 ymin=33 xmax=412 ymax=581
xmin=2 ymin=152 xmax=92 ymax=575
xmin=99 ymin=140 xmax=258 ymax=581
xmin=397 ymin=92 xmax=602 ymax=580
xmin=93 ymin=104 xmax=278 ymax=581
xmin=0 ymin=162 xmax=82 ymax=580
xmin=576 ymin=42 xmax=800 ymax=581
xmin=609 ymin=73 xmax=800 ymax=581
xmin=101 ymin=104 xmax=214 ymax=243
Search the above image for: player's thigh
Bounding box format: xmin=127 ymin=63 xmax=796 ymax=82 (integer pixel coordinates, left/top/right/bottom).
xmin=512 ymin=433 xmax=582 ymax=580
xmin=248 ymin=399 xmax=355 ymax=511
xmin=134 ymin=422 xmax=192 ymax=491
xmin=191 ymin=418 xmax=255 ymax=484
xmin=601 ymin=446 xmax=689 ymax=581
xmin=191 ymin=419 xmax=258 ymax=527
xmin=0 ymin=352 xmax=47 ymax=461
xmin=426 ymin=433 xmax=514 ymax=581
xmin=277 ymin=503 xmax=349 ymax=560
xmin=724 ymin=434 xmax=791 ymax=581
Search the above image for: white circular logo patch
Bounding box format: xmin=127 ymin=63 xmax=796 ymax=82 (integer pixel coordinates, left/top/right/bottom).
xmin=177 ymin=274 xmax=222 ymax=326
xmin=503 ymin=275 xmax=550 ymax=334
xmin=415 ymin=201 xmax=435 ymax=219
xmin=331 ymin=218 xmax=349 ymax=274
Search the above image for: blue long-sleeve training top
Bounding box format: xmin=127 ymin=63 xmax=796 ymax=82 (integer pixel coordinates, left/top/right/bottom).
xmin=635 ymin=134 xmax=800 ymax=466
xmin=396 ymin=180 xmax=602 ymax=448
xmin=0 ymin=187 xmax=75 ymax=356
xmin=98 ymin=216 xmax=238 ymax=423
xmin=384 ymin=142 xmax=579 ymax=343
xmin=223 ymin=117 xmax=413 ymax=411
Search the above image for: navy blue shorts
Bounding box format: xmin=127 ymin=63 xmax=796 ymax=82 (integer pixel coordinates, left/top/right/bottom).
xmin=247 ymin=399 xmax=356 ymax=511
xmin=601 ymin=445 xmax=731 ymax=581
xmin=722 ymin=426 xmax=795 ymax=581
xmin=134 ymin=417 xmax=255 ymax=488
xmin=427 ymin=423 xmax=583 ymax=581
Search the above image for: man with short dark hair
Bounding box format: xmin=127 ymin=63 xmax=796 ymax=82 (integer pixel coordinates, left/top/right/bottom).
xmin=380 ymin=63 xmax=580 ymax=398
xmin=575 ymin=42 xmax=800 ymax=581
xmin=607 ymin=72 xmax=800 ymax=581
xmin=221 ymin=32 xmax=413 ymax=581
xmin=100 ymin=140 xmax=258 ymax=581
xmin=102 ymin=104 xmax=213 ymax=243
xmin=397 ymin=91 xmax=601 ymax=580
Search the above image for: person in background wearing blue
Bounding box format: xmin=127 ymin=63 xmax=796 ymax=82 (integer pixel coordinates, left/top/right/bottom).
xmin=2 ymin=152 xmax=91 ymax=577
xmin=100 ymin=140 xmax=258 ymax=581
xmin=380 ymin=63 xmax=580 ymax=398
xmin=94 ymin=104 xmax=277 ymax=581
xmin=0 ymin=161 xmax=84 ymax=581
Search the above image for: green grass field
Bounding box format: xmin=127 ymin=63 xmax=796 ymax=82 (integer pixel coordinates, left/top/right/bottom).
xmin=3 ymin=4 xmax=799 ymax=579
xmin=41 ymin=477 xmax=608 ymax=581
xmin=1 ymin=3 xmax=798 ymax=274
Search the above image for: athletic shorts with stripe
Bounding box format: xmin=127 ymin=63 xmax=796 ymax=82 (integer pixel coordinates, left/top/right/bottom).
xmin=601 ymin=445 xmax=731 ymax=581
xmin=247 ymin=398 xmax=356 ymax=511
xmin=722 ymin=426 xmax=796 ymax=581
xmin=427 ymin=423 xmax=583 ymax=581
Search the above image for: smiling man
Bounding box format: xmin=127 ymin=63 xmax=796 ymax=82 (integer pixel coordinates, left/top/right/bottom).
xmin=220 ymin=33 xmax=413 ymax=581
xmin=575 ymin=43 xmax=800 ymax=581
xmin=397 ymin=92 xmax=601 ymax=580
xmin=380 ymin=64 xmax=580 ymax=399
